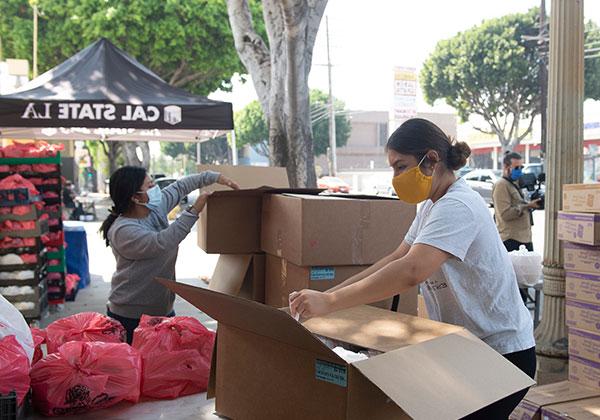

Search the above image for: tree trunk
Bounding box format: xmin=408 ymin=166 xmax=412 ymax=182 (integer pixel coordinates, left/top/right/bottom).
xmin=122 ymin=142 xmax=150 ymax=169
xmin=227 ymin=0 xmax=326 ymax=187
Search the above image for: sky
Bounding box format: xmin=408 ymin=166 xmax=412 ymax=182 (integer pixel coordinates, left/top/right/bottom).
xmin=210 ymin=0 xmax=600 ymax=117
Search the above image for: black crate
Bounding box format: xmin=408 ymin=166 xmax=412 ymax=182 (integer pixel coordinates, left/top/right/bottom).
xmin=0 ymin=391 xmax=25 ymax=420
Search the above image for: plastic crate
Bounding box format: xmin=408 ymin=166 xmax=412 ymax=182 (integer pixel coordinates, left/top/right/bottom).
xmin=0 ymin=154 xmax=61 ymax=165
xmin=0 ymin=205 xmax=40 ymax=222
xmin=0 ymin=265 xmax=48 ymax=287
xmin=0 ymin=189 xmax=40 ymax=207
xmin=0 ymin=391 xmax=25 ymax=420
xmin=0 ymin=219 xmax=49 ymax=239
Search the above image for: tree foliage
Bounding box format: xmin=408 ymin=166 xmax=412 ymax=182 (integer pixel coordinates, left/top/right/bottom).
xmin=421 ymin=9 xmax=539 ymax=152
xmin=0 ymin=0 xmax=261 ymax=95
xmin=235 ymin=89 xmax=351 ymax=158
xmin=421 ymin=8 xmax=600 ymax=152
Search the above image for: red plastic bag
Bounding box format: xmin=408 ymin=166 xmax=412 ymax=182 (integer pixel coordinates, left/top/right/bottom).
xmin=46 ymin=312 xmax=126 ymax=354
xmin=30 ymin=341 xmax=141 ymax=416
xmin=132 ymin=315 xmax=215 ymax=399
xmin=0 ymin=335 xmax=30 ymax=406
xmin=31 ymin=327 xmax=46 ymax=365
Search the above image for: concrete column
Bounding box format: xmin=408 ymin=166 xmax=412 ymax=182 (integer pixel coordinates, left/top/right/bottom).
xmin=534 ymin=0 xmax=584 ymax=383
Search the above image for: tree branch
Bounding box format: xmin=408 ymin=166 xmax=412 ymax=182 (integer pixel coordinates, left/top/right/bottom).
xmin=516 ymin=115 xmax=536 ymax=142
xmin=169 ymin=60 xmax=187 ymax=85
xmin=173 ymin=71 xmax=210 ymax=88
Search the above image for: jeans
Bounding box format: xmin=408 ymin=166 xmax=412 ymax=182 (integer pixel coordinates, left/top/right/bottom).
xmin=107 ymin=307 xmax=175 ymax=344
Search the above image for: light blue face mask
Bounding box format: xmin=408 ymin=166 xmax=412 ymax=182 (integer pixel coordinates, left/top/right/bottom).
xmin=139 ymin=185 xmax=161 ymax=208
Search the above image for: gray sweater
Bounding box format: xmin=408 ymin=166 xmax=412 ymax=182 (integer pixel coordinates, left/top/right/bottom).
xmin=107 ymin=171 xmax=220 ymax=319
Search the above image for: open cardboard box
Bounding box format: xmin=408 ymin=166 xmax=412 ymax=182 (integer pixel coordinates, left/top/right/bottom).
xmin=159 ymin=279 xmax=535 ymax=420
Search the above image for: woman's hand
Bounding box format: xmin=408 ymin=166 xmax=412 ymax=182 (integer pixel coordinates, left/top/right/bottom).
xmin=217 ymin=175 xmax=240 ymax=190
xmin=289 ymin=289 xmax=335 ymax=320
xmin=192 ymin=192 xmax=212 ymax=214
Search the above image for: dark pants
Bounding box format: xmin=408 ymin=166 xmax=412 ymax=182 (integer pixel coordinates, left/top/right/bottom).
xmin=107 ymin=308 xmax=175 ymax=344
xmin=462 ymin=347 xmax=537 ymax=419
xmin=503 ymin=240 xmax=534 ymax=303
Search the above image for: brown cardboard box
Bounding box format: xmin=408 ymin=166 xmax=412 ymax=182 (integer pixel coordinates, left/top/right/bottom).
xmin=563 ymin=183 xmax=600 ymax=213
xmin=566 ymin=299 xmax=600 ymax=334
xmin=196 ymin=165 xmax=288 ymax=254
xmin=566 ymin=272 xmax=600 ymax=305
xmin=542 ymin=396 xmax=600 ymax=419
xmin=264 ymin=254 xmax=417 ymax=315
xmin=569 ymin=356 xmax=600 ymax=391
xmin=208 ymin=254 xmax=265 ymax=303
xmin=509 ymin=381 xmax=600 ymax=420
xmin=160 ymin=280 xmax=535 ymax=420
xmin=198 ymin=188 xmax=321 ymax=254
xmin=569 ymin=328 xmax=600 ymax=363
xmin=557 ymin=212 xmax=600 ymax=246
xmin=564 ymin=242 xmax=600 ymax=274
xmin=261 ymin=193 xmax=415 ymax=266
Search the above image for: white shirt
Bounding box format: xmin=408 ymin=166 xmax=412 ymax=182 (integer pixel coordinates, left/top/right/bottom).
xmin=404 ymin=178 xmax=535 ymax=354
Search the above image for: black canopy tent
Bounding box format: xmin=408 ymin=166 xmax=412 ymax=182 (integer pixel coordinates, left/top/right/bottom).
xmin=0 ymin=38 xmax=233 ymax=142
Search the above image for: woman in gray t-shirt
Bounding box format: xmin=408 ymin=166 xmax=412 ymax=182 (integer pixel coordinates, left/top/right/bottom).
xmin=290 ymin=118 xmax=535 ymax=418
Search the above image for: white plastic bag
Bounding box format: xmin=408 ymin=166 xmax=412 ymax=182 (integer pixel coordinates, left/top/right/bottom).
xmin=0 ymin=294 xmax=34 ymax=362
xmin=509 ymin=246 xmax=542 ymax=287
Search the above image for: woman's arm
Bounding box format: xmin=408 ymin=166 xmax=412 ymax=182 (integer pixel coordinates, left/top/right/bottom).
xmin=160 ymin=172 xmax=221 ymax=214
xmin=326 ymin=241 xmax=412 ymax=294
xmin=112 ymin=212 xmax=199 ymax=260
xmin=290 ymin=243 xmax=449 ymax=319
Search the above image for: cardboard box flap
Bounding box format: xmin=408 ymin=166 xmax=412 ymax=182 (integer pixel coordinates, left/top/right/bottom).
xmin=209 ymin=187 xmax=324 ymax=198
xmin=352 ymin=333 xmax=535 ymax=419
xmin=157 ymin=278 xmax=342 ymax=362
xmin=208 ymin=254 xmax=252 ymax=295
xmin=302 ymin=305 xmax=463 ymax=353
xmin=523 ymin=380 xmax=600 ymax=407
xmin=197 ymin=164 xmax=290 ymax=191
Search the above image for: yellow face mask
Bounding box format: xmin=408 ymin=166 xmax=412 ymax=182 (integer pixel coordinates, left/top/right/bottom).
xmin=392 ymin=155 xmax=432 ymax=204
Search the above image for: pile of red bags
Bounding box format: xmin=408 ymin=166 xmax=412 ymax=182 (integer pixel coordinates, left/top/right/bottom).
xmin=132 ymin=315 xmax=215 ymax=399
xmin=45 ymin=312 xmax=126 ymax=354
xmin=0 ymin=142 xmax=63 ymax=158
xmin=0 ymin=335 xmax=31 ymax=406
xmin=30 ymin=341 xmax=141 ymax=416
xmin=0 ymin=236 xmax=36 ymax=249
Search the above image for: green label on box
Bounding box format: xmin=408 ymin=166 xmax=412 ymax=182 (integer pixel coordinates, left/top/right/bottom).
xmin=310 ymin=267 xmax=335 ymax=281
xmin=315 ymin=359 xmax=347 ymax=387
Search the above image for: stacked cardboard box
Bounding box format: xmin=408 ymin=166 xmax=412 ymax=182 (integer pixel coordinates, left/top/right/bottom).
xmin=559 ymin=183 xmax=600 ymax=390
xmin=198 ymin=165 xmax=418 ymax=315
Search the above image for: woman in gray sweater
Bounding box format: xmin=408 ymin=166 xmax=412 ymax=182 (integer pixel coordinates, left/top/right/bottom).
xmin=99 ymin=166 xmax=238 ymax=343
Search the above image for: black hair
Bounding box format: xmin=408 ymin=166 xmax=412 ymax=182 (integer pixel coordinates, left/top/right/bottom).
xmin=503 ymin=151 xmax=522 ymax=167
xmin=386 ymin=118 xmax=471 ymax=171
xmin=99 ymin=166 xmax=147 ymax=246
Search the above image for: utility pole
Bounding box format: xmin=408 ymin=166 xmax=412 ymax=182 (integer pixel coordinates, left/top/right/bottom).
xmin=32 ymin=2 xmax=38 ymax=78
xmin=326 ymin=16 xmax=337 ymax=177
xmin=539 ymin=0 xmax=548 ymax=157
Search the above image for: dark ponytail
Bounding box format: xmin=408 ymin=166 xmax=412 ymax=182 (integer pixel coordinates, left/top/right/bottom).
xmin=386 ymin=118 xmax=471 ymax=171
xmin=99 ymin=166 xmax=147 ymax=246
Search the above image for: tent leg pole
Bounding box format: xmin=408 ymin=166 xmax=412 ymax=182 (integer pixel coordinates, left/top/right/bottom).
xmin=196 ymin=142 xmax=201 ymax=165
xmin=231 ymin=130 xmax=238 ymax=166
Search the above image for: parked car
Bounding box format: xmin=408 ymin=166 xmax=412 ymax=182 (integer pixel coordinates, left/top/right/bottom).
xmin=523 ymin=163 xmax=544 ymax=179
xmin=154 ymin=177 xmax=198 ymax=205
xmin=455 ymin=166 xmax=473 ymax=178
xmin=318 ymin=176 xmax=350 ymax=193
xmin=463 ymin=169 xmax=503 ymax=206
